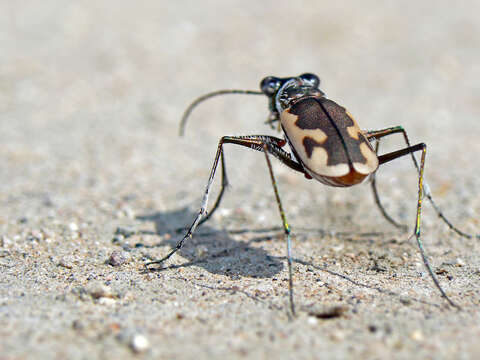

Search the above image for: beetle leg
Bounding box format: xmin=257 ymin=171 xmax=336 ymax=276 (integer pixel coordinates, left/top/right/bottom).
xmin=180 ymin=136 xmax=294 ymax=231
xmin=145 ymin=135 xmax=304 ymax=266
xmin=370 ymin=139 xmax=408 ymax=230
xmin=262 ymin=142 xmax=296 ymax=318
xmin=196 ymin=148 xmax=228 ymax=227
xmin=366 ymin=126 xmax=475 ymax=240
xmin=197 ymin=135 xmax=299 ymax=229
xmin=146 ymin=135 xmax=303 ymax=316
xmin=378 ymin=143 xmax=459 ymax=309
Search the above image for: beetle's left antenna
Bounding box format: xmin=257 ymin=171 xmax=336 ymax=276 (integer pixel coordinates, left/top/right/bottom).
xmin=179 ymin=89 xmax=264 ymax=136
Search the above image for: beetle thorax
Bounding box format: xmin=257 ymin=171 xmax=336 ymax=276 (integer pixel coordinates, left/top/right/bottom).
xmin=275 ymin=79 xmax=324 ymax=114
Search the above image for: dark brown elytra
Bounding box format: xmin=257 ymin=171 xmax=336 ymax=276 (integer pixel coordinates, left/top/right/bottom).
xmin=289 ymin=97 xmax=371 ymax=165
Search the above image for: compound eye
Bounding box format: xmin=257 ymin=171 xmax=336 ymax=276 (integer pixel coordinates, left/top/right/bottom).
xmin=300 ymin=73 xmax=320 ymax=88
xmin=260 ymin=76 xmax=280 ymax=96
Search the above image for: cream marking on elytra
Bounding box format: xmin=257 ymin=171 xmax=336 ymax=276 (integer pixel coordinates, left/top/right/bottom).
xmin=280 ymin=110 xmax=351 ymax=177
xmin=353 ymin=142 xmax=379 ymax=174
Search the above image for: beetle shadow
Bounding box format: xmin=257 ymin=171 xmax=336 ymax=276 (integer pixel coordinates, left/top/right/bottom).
xmin=134 ymin=207 xmax=284 ymax=279
xmin=129 ymin=207 xmax=436 ymax=309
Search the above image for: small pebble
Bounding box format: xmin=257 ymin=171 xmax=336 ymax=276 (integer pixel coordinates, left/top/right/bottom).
xmin=108 ymin=250 xmax=129 ymax=266
xmin=332 ymin=245 xmax=344 ymax=252
xmin=218 ymin=208 xmax=232 ymax=217
xmin=329 ymin=330 xmax=345 ymax=342
xmin=455 ymin=258 xmax=465 ymax=267
xmin=72 ymin=320 xmax=85 ymax=330
xmin=68 ymin=223 xmax=79 ymax=232
xmin=88 ymin=283 xmax=115 ymax=299
xmin=58 ymin=256 xmax=75 ymax=269
xmin=368 ymin=324 xmax=377 ymax=333
xmin=98 ymin=297 xmax=117 ymax=306
xmin=115 ymin=227 xmax=136 ymax=238
xmin=195 ymin=245 xmax=209 ymax=258
xmin=123 ymin=207 xmax=135 ymax=219
xmin=112 ymin=235 xmax=124 ymax=244
xmin=308 ymin=305 xmax=348 ymax=319
xmin=30 ymin=229 xmax=44 ymax=241
xmin=411 ymin=329 xmax=424 ymax=342
xmin=130 ymin=334 xmax=150 ymax=353
xmin=399 ymin=297 xmax=412 ymax=306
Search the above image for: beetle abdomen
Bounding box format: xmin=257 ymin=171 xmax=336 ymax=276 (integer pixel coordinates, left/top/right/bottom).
xmin=280 ymin=97 xmax=378 ymax=185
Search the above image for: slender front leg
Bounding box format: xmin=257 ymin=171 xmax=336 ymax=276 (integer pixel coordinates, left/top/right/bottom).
xmin=378 ymin=143 xmax=459 ymax=309
xmin=145 ymin=135 xmax=304 ymax=269
xmin=197 ymin=148 xmax=228 ymax=227
xmin=197 ymin=135 xmax=301 ymax=228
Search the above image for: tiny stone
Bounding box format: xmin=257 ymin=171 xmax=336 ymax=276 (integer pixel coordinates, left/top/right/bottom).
xmin=145 ymin=273 xmax=155 ymax=281
xmin=411 ymin=329 xmax=424 ymax=342
xmin=115 ymin=227 xmax=136 ymax=238
xmin=0 ymin=250 xmax=10 ymax=257
xmin=112 ymin=235 xmax=124 ymax=244
xmin=195 ymin=245 xmax=208 ymax=258
xmin=58 ymin=256 xmax=75 ymax=269
xmin=368 ymin=324 xmax=377 ymax=333
xmin=68 ymin=223 xmax=79 ymax=232
xmin=88 ymin=283 xmax=115 ymax=299
xmin=329 ymin=330 xmax=345 ymax=342
xmin=72 ymin=320 xmax=85 ymax=330
xmin=42 ymin=228 xmax=55 ymax=239
xmin=30 ymin=229 xmax=44 ymax=241
xmin=98 ymin=297 xmax=117 ymax=306
xmin=130 ymin=334 xmax=150 ymax=353
xmin=307 ymin=316 xmax=318 ymax=325
xmin=400 ymin=297 xmax=412 ymax=306
xmin=218 ymin=208 xmax=232 ymax=217
xmin=455 ymin=258 xmax=465 ymax=267
xmin=332 ymin=245 xmax=344 ymax=252
xmin=123 ymin=207 xmax=135 ymax=219
xmin=108 ymin=250 xmax=129 ymax=266
xmin=55 ymin=293 xmax=67 ymax=301
xmin=72 ymin=286 xmax=89 ymax=301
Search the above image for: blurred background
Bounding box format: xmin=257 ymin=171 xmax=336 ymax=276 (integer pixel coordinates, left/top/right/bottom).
xmin=2 ymin=1 xmax=479 ymax=221
xmin=1 ymin=1 xmax=480 ymax=358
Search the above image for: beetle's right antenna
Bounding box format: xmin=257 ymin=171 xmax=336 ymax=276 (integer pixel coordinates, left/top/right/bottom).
xmin=179 ymin=89 xmax=264 ymax=136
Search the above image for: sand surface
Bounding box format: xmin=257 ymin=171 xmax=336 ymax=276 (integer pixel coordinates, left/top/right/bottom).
xmin=1 ymin=1 xmax=480 ymax=359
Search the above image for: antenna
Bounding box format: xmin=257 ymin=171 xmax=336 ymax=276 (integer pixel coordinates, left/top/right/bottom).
xmin=179 ymin=89 xmax=264 ymax=136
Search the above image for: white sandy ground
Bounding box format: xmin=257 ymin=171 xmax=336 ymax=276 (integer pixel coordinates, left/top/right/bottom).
xmin=1 ymin=1 xmax=480 ymax=359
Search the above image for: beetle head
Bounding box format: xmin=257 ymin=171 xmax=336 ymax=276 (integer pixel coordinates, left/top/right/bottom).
xmin=260 ymin=73 xmax=325 ymax=124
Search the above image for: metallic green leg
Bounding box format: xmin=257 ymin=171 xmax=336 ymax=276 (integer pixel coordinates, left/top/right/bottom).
xmin=262 ymin=143 xmax=295 ymax=317
xmin=378 ymin=143 xmax=459 ymax=308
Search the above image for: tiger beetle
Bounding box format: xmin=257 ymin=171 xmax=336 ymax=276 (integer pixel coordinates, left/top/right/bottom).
xmin=146 ymin=73 xmax=477 ymax=317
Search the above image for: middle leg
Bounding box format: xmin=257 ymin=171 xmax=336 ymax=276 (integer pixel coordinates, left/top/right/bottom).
xmin=262 ymin=143 xmax=296 ymax=317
